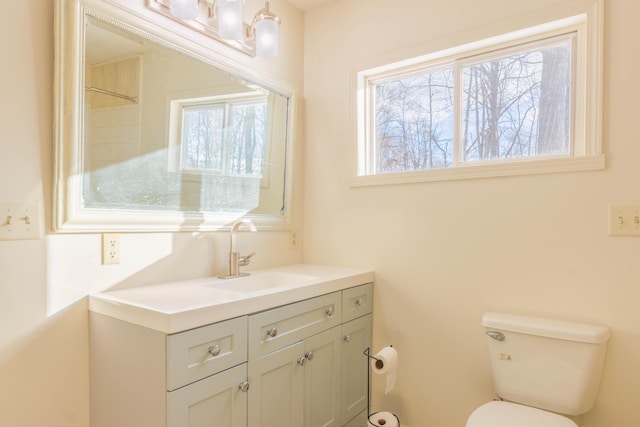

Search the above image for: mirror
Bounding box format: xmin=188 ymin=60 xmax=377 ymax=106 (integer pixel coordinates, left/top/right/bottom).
xmin=54 ymin=0 xmax=294 ymax=232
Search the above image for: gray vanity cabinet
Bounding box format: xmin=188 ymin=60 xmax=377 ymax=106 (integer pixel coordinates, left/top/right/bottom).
xmin=245 ymin=326 xmax=344 ymax=427
xmin=247 ymin=291 xmax=342 ymax=427
xmin=244 ymin=284 xmax=373 ymax=427
xmin=90 ymin=283 xmax=373 ymax=427
xmin=90 ymin=313 xmax=248 ymax=427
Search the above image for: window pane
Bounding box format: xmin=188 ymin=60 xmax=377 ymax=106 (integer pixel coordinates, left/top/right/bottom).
xmin=374 ymin=68 xmax=455 ymax=173
xmin=181 ymin=106 xmax=225 ymax=171
xmin=180 ymin=100 xmax=267 ymax=176
xmin=226 ymin=101 xmax=267 ymax=176
xmin=462 ymin=41 xmax=571 ymax=162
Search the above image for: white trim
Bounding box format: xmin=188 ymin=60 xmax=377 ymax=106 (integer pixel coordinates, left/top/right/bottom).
xmin=53 ymin=0 xmax=296 ymax=232
xmin=353 ymin=0 xmax=604 ymax=185
xmin=350 ymin=155 xmax=605 ymax=187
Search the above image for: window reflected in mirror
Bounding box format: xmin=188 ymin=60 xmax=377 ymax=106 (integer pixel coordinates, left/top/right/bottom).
xmin=55 ymin=8 xmax=292 ymax=231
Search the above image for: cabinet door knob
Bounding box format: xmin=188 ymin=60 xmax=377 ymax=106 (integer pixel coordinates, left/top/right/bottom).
xmin=305 ymin=351 xmax=314 ymax=361
xmin=266 ymin=328 xmax=278 ymax=338
xmin=325 ymin=307 xmax=334 ymax=317
xmin=355 ymin=298 xmax=364 ymax=307
xmin=238 ymin=381 xmax=250 ymax=392
xmin=297 ymin=356 xmax=306 ymax=366
xmin=208 ymin=344 xmax=221 ymax=357
xmin=343 ymin=335 xmax=351 ymax=343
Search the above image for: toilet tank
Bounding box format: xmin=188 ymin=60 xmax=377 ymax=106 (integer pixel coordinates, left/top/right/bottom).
xmin=482 ymin=312 xmax=610 ymax=416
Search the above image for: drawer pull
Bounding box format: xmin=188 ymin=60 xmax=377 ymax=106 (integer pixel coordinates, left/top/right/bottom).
xmin=266 ymin=328 xmax=278 ymax=338
xmin=238 ymin=381 xmax=250 ymax=393
xmin=208 ymin=344 xmax=221 ymax=357
xmin=355 ymin=298 xmax=364 ymax=307
xmin=325 ymin=307 xmax=334 ymax=317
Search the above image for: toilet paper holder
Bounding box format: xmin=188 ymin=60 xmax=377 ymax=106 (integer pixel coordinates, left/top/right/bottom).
xmin=363 ymin=346 xmax=388 ymax=370
xmin=363 ymin=346 xmax=400 ymax=426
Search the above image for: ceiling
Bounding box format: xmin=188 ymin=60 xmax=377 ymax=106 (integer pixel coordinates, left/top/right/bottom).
xmin=284 ymin=0 xmax=333 ymax=11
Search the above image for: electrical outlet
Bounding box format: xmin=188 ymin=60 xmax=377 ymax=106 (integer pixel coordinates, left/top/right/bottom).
xmin=290 ymin=228 xmax=298 ymax=248
xmin=609 ymin=205 xmax=640 ymax=236
xmin=102 ymin=233 xmax=121 ymax=265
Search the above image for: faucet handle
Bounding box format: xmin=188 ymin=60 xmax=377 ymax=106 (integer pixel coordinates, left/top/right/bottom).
xmin=239 ymin=252 xmax=256 ymax=266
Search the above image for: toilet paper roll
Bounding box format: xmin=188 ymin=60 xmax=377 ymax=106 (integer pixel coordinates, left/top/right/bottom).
xmin=367 ymin=411 xmax=399 ymax=427
xmin=371 ymin=346 xmax=398 ymax=394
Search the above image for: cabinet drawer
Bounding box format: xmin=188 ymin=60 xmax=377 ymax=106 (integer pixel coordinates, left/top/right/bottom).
xmin=249 ymin=293 xmax=341 ymax=360
xmin=342 ymin=283 xmax=373 ymax=323
xmin=167 ymin=316 xmax=247 ymax=391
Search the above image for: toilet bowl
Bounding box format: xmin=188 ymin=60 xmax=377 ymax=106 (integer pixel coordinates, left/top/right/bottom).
xmin=466 ymin=312 xmax=610 ymax=427
xmin=467 ymin=401 xmax=577 ymax=427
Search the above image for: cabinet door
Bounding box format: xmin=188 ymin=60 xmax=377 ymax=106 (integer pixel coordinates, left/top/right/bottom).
xmin=248 ymin=342 xmax=304 ymax=427
xmin=304 ymin=326 xmax=342 ymax=427
xmin=341 ymin=314 xmax=372 ymax=425
xmin=167 ymin=363 xmax=248 ymax=427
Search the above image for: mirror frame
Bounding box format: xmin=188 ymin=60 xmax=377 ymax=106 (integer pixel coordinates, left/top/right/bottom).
xmin=53 ymin=0 xmax=296 ymax=232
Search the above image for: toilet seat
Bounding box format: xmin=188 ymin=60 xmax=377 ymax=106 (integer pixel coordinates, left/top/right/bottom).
xmin=466 ymin=401 xmax=578 ymax=427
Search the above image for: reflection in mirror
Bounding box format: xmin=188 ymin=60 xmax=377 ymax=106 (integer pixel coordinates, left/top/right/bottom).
xmin=53 ymin=1 xmax=293 ymax=232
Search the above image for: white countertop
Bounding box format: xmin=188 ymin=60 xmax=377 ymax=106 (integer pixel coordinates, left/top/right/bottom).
xmin=89 ymin=264 xmax=374 ymax=333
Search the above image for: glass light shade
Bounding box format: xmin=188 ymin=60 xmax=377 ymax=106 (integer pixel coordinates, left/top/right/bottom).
xmin=218 ymin=0 xmax=243 ymax=40
xmin=170 ymin=0 xmax=199 ymax=20
xmin=255 ymin=18 xmax=279 ymax=58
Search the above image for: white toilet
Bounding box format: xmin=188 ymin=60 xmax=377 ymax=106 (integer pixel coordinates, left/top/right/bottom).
xmin=467 ymin=312 xmax=610 ymax=427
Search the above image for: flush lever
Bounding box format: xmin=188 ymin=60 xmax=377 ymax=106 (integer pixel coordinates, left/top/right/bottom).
xmin=486 ymin=331 xmax=505 ymax=341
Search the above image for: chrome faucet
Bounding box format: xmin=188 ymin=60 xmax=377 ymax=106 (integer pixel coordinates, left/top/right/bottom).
xmin=219 ymin=219 xmax=257 ymax=279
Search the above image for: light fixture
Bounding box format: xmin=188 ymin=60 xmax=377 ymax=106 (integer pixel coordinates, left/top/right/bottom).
xmin=169 ymin=0 xmax=199 ymax=20
xmin=147 ymin=0 xmax=281 ymax=58
xmin=252 ymin=2 xmax=281 ymax=58
xmin=217 ymin=0 xmax=243 ymax=40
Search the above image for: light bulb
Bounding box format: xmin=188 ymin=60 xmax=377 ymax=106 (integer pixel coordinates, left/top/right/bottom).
xmin=218 ymin=0 xmax=243 ymax=40
xmin=170 ymin=0 xmax=199 ymax=20
xmin=256 ymin=18 xmax=278 ymax=57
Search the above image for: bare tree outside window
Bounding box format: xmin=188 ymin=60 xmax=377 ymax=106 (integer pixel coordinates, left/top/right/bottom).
xmin=181 ymin=105 xmax=224 ymax=171
xmin=181 ymin=100 xmax=267 ymax=177
xmin=371 ymin=38 xmax=572 ymax=172
xmin=227 ymin=101 xmax=266 ymax=176
xmin=374 ymin=68 xmax=454 ymax=173
xmin=462 ymin=42 xmax=571 ymax=162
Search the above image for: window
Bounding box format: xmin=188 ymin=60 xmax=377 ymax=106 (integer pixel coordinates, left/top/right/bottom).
xmin=179 ymin=97 xmax=267 ymax=177
xmin=356 ymin=7 xmax=603 ymax=185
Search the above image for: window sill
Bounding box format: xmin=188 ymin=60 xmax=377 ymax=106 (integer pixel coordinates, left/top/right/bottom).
xmin=351 ymin=155 xmax=605 ymax=187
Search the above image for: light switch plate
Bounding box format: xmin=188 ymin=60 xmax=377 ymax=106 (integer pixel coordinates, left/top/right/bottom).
xmin=0 ymin=203 xmax=41 ymax=241
xmin=609 ymin=205 xmax=640 ymax=236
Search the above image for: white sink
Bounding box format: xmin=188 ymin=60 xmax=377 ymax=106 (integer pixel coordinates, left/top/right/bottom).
xmin=89 ymin=264 xmax=375 ymax=333
xmin=206 ymin=271 xmax=317 ymax=293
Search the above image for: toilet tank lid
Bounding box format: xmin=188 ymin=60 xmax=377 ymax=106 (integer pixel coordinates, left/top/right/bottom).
xmin=467 ymin=401 xmax=577 ymax=427
xmin=482 ymin=312 xmax=610 ymax=344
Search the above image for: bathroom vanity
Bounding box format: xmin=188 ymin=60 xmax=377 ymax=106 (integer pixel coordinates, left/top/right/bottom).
xmin=89 ymin=264 xmax=373 ymax=427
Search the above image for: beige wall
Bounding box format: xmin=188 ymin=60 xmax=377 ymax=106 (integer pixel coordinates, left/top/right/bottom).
xmin=303 ymin=0 xmax=640 ymax=426
xmin=0 ymin=1 xmax=303 ymax=426
xmin=4 ymin=0 xmax=639 ymax=426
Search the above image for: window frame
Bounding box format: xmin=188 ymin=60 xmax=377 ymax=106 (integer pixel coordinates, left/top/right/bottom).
xmin=354 ymin=4 xmax=603 ymax=186
xmin=168 ymin=92 xmax=271 ymax=183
